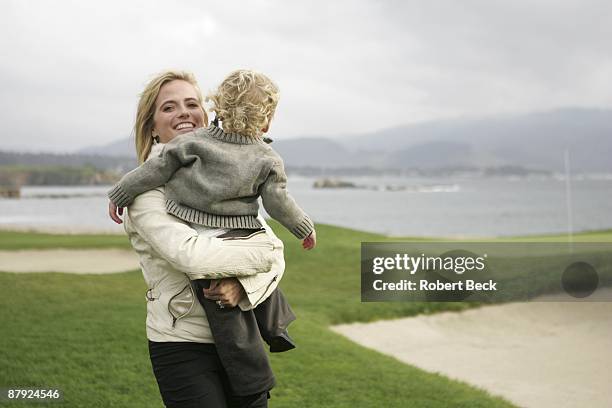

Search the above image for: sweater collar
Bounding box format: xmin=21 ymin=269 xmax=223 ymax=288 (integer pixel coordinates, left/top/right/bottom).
xmin=206 ymin=124 xmax=262 ymax=145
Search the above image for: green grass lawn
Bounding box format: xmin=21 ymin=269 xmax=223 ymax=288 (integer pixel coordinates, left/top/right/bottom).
xmin=0 ymin=230 xmax=131 ymax=250
xmin=1 ymin=225 xmax=610 ymax=407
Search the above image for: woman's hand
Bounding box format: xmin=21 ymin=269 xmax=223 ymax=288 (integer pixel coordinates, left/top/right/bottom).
xmin=108 ymin=201 xmax=124 ymax=224
xmin=203 ymin=278 xmax=246 ymax=308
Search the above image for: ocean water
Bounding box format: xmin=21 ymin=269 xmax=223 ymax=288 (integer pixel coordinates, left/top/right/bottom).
xmin=1 ymin=176 xmax=611 ymax=237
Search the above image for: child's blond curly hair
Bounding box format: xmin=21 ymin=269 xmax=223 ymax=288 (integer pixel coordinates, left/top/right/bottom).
xmin=207 ymin=70 xmax=279 ymax=138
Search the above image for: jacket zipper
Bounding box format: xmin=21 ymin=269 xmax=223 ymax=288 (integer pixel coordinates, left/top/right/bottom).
xmin=252 ymin=274 xmax=279 ymax=305
xmin=167 ymin=283 xmax=196 ymax=328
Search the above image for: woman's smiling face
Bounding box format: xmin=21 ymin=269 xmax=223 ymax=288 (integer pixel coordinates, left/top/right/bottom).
xmin=152 ymin=79 xmax=206 ymax=143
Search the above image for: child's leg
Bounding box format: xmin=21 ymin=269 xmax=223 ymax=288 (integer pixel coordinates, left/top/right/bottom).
xmin=193 ymin=278 xmax=296 ymax=353
xmin=191 ymin=279 xmax=275 ymax=395
xmin=253 ymin=288 xmax=297 ymax=353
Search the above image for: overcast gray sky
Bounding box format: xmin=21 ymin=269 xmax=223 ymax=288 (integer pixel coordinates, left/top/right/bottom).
xmin=1 ymin=0 xmax=611 ymax=153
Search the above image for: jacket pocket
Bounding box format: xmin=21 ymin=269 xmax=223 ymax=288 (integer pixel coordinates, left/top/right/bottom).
xmin=167 ymin=283 xmax=196 ymax=328
xmin=218 ymin=228 xmax=266 ymax=240
xmin=220 ymin=232 xmax=275 ymax=250
xmin=241 ymin=271 xmax=279 ymax=295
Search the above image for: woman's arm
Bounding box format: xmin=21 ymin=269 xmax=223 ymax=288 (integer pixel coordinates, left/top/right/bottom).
xmin=234 ymin=215 xmax=285 ymax=310
xmin=201 ymin=216 xmax=285 ymax=311
xmin=126 ymin=187 xmax=273 ymax=278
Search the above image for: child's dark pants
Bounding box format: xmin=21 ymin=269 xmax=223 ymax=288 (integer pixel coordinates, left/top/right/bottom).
xmin=191 ymin=279 xmax=296 ymax=397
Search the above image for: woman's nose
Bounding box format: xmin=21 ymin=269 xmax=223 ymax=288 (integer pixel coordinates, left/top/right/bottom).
xmin=177 ymin=105 xmax=190 ymax=118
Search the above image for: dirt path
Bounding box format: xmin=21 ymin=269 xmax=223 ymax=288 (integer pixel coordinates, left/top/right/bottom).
xmin=0 ymin=249 xmax=140 ymax=274
xmin=332 ymin=290 xmax=612 ymax=408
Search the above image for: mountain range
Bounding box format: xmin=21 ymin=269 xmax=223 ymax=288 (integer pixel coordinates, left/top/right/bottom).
xmin=76 ymin=107 xmax=612 ymax=173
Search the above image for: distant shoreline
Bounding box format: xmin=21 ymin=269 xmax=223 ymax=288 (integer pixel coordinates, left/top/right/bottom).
xmin=1 ymin=224 xmax=610 ymax=240
xmin=2 ymin=180 xmax=611 ymax=238
xmin=0 ymin=225 xmax=125 ymax=235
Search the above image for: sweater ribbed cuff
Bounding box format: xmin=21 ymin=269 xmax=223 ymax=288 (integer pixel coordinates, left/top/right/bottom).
xmin=291 ymin=216 xmax=315 ymax=239
xmin=107 ymin=184 xmax=133 ymax=208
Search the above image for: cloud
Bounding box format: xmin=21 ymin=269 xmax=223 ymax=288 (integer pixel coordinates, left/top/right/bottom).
xmin=0 ymin=0 xmax=610 ymax=152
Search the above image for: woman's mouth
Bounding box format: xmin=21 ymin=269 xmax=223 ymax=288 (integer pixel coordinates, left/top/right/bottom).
xmin=175 ymin=122 xmax=195 ymax=131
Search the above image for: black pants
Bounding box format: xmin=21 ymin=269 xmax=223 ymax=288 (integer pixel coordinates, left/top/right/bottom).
xmin=149 ymin=341 xmax=270 ymax=408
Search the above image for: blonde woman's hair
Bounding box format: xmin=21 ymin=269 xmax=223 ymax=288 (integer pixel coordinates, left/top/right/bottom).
xmin=134 ymin=70 xmax=207 ymax=163
xmin=207 ymin=70 xmax=279 ymax=138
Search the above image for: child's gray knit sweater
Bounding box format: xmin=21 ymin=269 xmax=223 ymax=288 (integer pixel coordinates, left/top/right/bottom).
xmin=108 ymin=124 xmax=314 ymax=239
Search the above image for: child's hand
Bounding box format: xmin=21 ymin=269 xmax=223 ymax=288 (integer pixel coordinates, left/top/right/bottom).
xmin=108 ymin=201 xmax=124 ymax=224
xmin=302 ymin=230 xmax=316 ymax=250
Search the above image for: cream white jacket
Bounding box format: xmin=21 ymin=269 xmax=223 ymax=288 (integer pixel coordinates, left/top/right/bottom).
xmin=124 ymin=146 xmax=285 ymax=343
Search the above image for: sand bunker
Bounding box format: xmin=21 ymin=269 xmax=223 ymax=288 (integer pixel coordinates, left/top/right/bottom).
xmin=332 ymin=290 xmax=612 ymax=408
xmin=0 ymin=249 xmax=140 ymax=274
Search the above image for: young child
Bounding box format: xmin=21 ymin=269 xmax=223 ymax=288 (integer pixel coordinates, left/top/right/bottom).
xmin=108 ymin=69 xmax=315 ymax=352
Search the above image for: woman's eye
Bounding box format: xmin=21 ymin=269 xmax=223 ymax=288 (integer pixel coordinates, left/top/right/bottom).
xmin=162 ymin=106 xmax=173 ymax=112
xmin=189 ymin=103 xmax=199 ymax=108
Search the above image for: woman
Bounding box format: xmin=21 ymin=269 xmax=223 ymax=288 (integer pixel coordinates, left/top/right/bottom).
xmin=113 ymin=70 xmax=284 ymax=407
